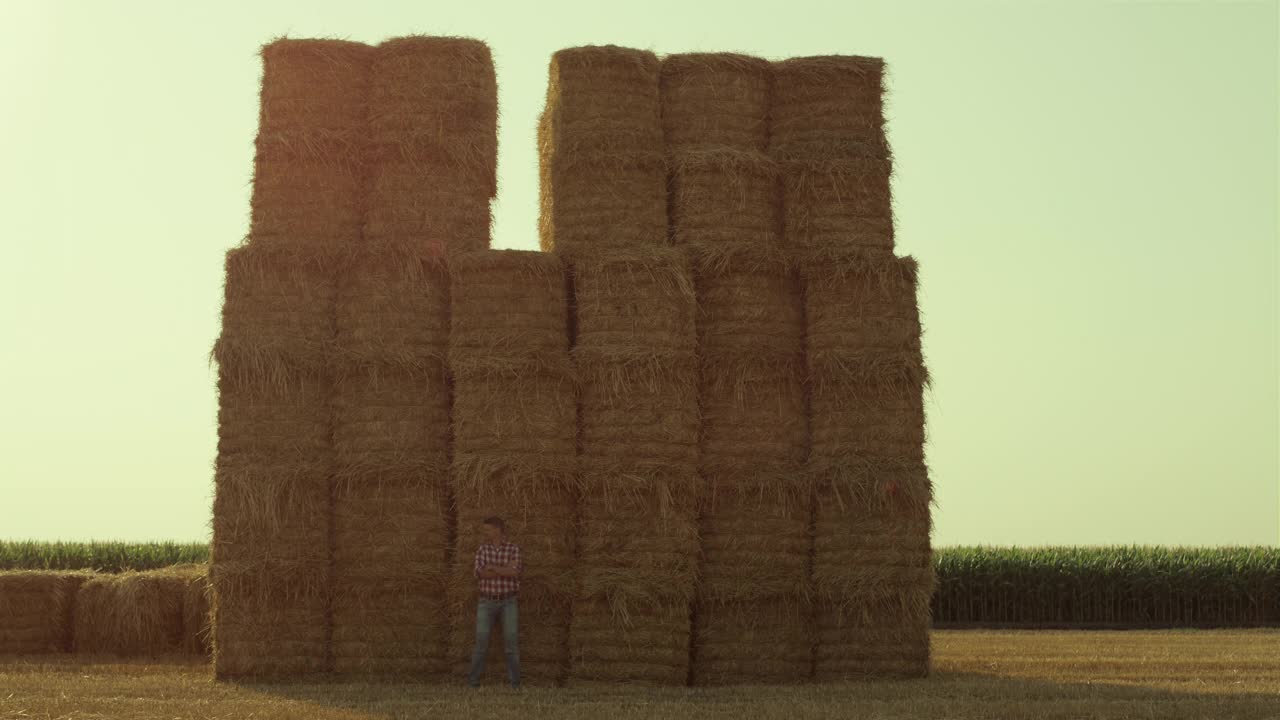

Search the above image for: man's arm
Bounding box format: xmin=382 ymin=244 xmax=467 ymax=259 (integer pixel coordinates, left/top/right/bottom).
xmin=490 ymin=546 xmax=522 ymax=578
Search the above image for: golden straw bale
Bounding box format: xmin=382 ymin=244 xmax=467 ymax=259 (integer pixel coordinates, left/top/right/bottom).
xmin=183 ymin=569 xmax=212 ymax=656
xmin=699 ymin=366 xmax=807 ymax=477
xmin=332 ymin=482 xmax=450 ymax=587
xmin=334 ymin=248 xmax=449 ymax=372
xmin=689 ymin=600 xmax=813 ymax=685
xmin=249 ymin=161 xmax=365 ymax=247
xmin=212 ymin=454 xmax=331 ymax=538
xmin=331 ymin=368 xmax=451 ymax=470
xmin=251 ymin=39 xmax=372 ymax=248
xmin=669 ymin=149 xmax=779 ymax=248
xmin=781 ymin=156 xmax=895 ymax=254
xmin=813 ymin=604 xmax=930 ymax=680
xmin=571 ymin=248 xmax=696 ymax=355
xmin=802 ymin=250 xmax=924 ymax=374
xmin=73 ymin=567 xmax=200 ymax=656
xmin=364 ymin=165 xmax=493 ymax=257
xmin=212 ymin=599 xmax=329 ymax=679
xmin=576 ymin=479 xmax=700 ymax=611
xmin=257 ymin=38 xmax=374 ymax=134
xmin=331 ymin=578 xmax=449 ymax=676
xmin=212 ymin=243 xmax=337 ymax=389
xmin=578 ymin=367 xmax=699 ymax=469
xmin=0 ymin=571 xmax=88 ymax=654
xmin=452 ymin=370 xmax=576 ymax=473
xmin=448 ymin=594 xmax=571 ymax=686
xmin=811 ymin=491 xmax=935 ymax=612
xmin=449 ymin=250 xmax=569 ymax=365
xmin=660 ymin=53 xmax=771 ymax=151
xmin=809 ymin=386 xmax=926 ymax=466
xmin=567 ymin=598 xmax=690 ymax=685
xmin=769 ymin=55 xmax=889 ymax=161
xmin=539 ymin=46 xmax=665 ymax=255
xmin=695 ymin=491 xmax=810 ymax=605
xmin=370 ymin=36 xmax=498 ymax=194
xmin=216 ymin=378 xmax=331 ymax=458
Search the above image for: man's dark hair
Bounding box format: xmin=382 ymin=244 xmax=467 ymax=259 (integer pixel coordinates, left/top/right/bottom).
xmin=482 ymin=516 xmax=505 ymax=533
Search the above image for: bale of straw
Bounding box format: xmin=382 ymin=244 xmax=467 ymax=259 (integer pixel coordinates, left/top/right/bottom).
xmin=689 ymin=599 xmax=813 ymax=685
xmin=451 ymin=371 xmax=576 ymax=484
xmin=695 ymin=482 xmax=810 ymax=606
xmin=331 ymin=577 xmax=449 ymax=676
xmin=216 ymin=377 xmax=331 ymax=458
xmin=183 ymin=569 xmax=212 ymax=656
xmin=539 ymin=46 xmax=665 ymax=255
xmin=669 ymin=149 xmax=780 ymax=249
xmin=72 ymin=567 xmax=199 ymax=656
xmin=578 ymin=366 xmax=699 ymax=470
xmin=331 ymin=368 xmax=451 ymax=474
xmin=448 ymin=250 xmax=569 ymax=366
xmin=332 ymin=480 xmax=451 ymax=590
xmin=212 ymin=243 xmax=338 ymax=390
xmin=813 ymin=604 xmax=931 ymax=680
xmin=364 ymin=165 xmax=494 ymax=257
xmin=699 ymin=366 xmax=807 ymax=479
xmin=660 ymin=53 xmax=771 ymax=152
xmin=212 ymin=596 xmax=329 ymax=679
xmin=334 ymin=248 xmax=450 ymax=373
xmin=575 ymin=476 xmax=700 ymax=614
xmin=251 ymin=38 xmax=372 ymax=249
xmin=570 ymin=248 xmax=696 ymax=356
xmin=780 ymin=157 xmax=895 ymax=254
xmin=566 ymin=597 xmax=690 ymax=685
xmin=769 ymin=55 xmax=889 ymax=161
xmin=0 ymin=571 xmax=89 ymax=654
xmin=369 ymin=36 xmax=498 ymax=194
xmin=811 ymin=491 xmax=936 ymax=613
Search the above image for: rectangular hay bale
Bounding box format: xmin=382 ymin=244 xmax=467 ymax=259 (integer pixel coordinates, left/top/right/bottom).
xmin=0 ymin=571 xmax=88 ymax=654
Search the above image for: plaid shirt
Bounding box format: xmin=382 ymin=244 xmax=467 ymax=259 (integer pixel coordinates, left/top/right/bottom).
xmin=474 ymin=540 xmax=522 ymax=597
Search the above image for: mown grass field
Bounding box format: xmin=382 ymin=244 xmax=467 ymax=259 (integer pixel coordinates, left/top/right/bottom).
xmin=1 ymin=630 xmax=1276 ymax=719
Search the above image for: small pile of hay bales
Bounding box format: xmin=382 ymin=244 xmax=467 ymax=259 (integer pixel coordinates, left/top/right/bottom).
xmin=366 ymin=36 xmax=497 ymax=257
xmin=772 ymin=55 xmax=935 ymax=680
xmin=447 ymin=250 xmax=576 ymax=686
xmin=72 ymin=565 xmax=208 ymax=657
xmin=538 ymin=46 xmax=666 ymax=257
xmin=662 ymin=53 xmax=813 ymax=685
xmin=0 ymin=571 xmax=88 ymax=654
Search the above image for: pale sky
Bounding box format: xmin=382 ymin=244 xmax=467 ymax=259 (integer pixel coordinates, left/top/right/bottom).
xmin=0 ymin=0 xmax=1276 ymax=546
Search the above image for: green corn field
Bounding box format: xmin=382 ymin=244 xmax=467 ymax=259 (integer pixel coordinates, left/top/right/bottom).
xmin=2 ymin=541 xmax=1276 ymax=627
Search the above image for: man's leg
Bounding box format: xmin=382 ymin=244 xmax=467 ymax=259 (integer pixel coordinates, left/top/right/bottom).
xmin=502 ymin=598 xmax=520 ymax=688
xmin=467 ymin=599 xmax=497 ymax=686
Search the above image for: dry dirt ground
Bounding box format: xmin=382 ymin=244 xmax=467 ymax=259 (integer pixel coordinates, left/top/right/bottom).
xmin=1 ymin=630 xmax=1277 ymax=719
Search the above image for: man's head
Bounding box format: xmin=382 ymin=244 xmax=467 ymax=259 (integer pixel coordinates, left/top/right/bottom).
xmin=481 ymin=516 xmax=505 ymax=545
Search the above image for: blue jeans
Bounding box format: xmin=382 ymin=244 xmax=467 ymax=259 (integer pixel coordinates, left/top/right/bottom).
xmin=467 ymin=597 xmax=519 ymax=687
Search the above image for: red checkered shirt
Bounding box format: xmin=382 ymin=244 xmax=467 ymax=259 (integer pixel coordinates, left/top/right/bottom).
xmin=474 ymin=540 xmax=522 ymax=597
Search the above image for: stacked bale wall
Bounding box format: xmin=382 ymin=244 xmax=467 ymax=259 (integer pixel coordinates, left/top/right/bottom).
xmin=328 ymin=36 xmax=497 ymax=677
xmin=541 ymin=46 xmax=699 ymax=686
xmin=772 ymin=56 xmax=934 ymax=680
xmin=661 ymin=53 xmax=813 ymax=685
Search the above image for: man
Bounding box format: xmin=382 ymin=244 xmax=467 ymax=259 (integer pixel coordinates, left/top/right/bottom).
xmin=467 ymin=516 xmax=522 ymax=689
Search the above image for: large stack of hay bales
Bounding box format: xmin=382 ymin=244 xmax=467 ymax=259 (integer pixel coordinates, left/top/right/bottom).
xmin=329 ymin=36 xmax=495 ymax=678
xmin=541 ymin=46 xmax=700 ymax=686
xmin=446 ymin=250 xmax=576 ymax=685
xmin=211 ymin=39 xmax=373 ymax=679
xmin=661 ymin=54 xmax=813 ymax=685
xmin=772 ymin=56 xmax=934 ymax=679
